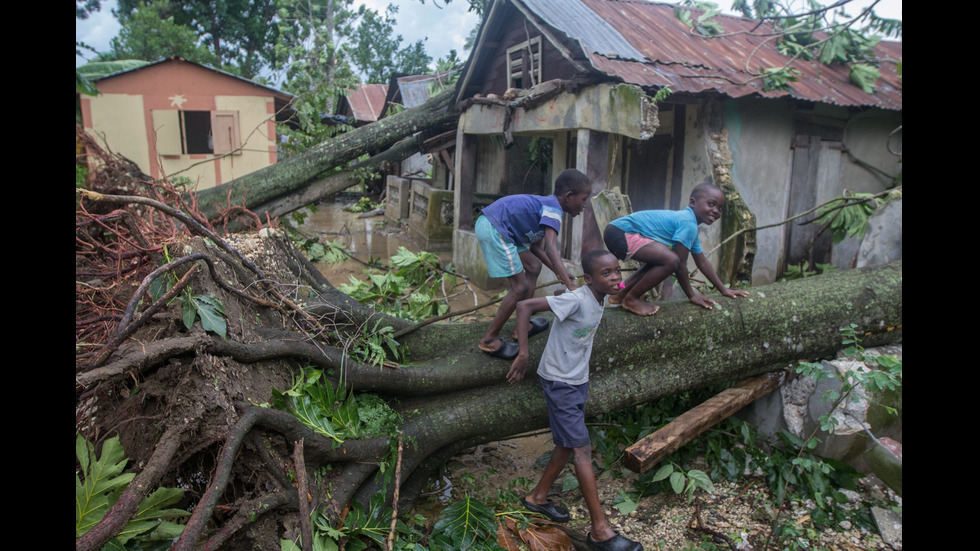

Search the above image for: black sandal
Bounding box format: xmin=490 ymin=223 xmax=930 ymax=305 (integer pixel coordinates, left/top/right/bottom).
xmin=586 ymin=532 xmax=643 ymax=551
xmin=481 ymin=339 xmax=519 ymax=360
xmin=521 ymin=498 xmax=569 ymax=523
xmin=527 ymin=316 xmax=550 ymax=338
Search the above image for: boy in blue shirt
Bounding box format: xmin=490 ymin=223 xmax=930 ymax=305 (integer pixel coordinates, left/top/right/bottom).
xmin=508 ymin=249 xmax=643 ymax=551
xmin=476 ymin=168 xmax=591 ymax=359
xmin=603 ymin=183 xmax=749 ymax=316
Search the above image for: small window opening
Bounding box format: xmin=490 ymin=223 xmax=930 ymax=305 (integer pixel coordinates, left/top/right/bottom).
xmin=181 ymin=111 xmax=213 ymax=154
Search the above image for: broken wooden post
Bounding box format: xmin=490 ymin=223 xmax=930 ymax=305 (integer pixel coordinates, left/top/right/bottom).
xmin=623 ymin=372 xmax=784 ymax=473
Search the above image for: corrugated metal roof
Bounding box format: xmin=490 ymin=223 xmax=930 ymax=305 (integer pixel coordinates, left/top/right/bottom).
xmin=516 ymin=0 xmax=902 ymax=110
xmin=344 ymin=83 xmax=389 ymax=123
xmin=522 ymin=0 xmax=646 ymax=60
xmin=395 ymin=75 xmax=439 ymax=108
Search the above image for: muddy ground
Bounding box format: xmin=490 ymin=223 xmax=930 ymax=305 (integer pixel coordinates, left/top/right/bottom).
xmin=420 ymin=431 xmax=899 ymax=550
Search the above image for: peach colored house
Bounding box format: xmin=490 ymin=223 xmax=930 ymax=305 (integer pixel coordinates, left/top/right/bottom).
xmin=79 ymin=57 xmax=294 ymax=190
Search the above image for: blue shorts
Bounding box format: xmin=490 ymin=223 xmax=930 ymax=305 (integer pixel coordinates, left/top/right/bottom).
xmin=475 ymin=215 xmax=528 ymax=278
xmin=540 ymin=378 xmax=591 ymax=449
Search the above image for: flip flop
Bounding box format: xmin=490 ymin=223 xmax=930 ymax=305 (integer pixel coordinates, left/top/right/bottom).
xmin=481 ymin=339 xmax=519 ymax=360
xmin=521 ymin=498 xmax=570 ymax=523
xmin=527 ymin=317 xmax=550 ymax=338
xmin=587 ymin=532 xmax=643 ymax=551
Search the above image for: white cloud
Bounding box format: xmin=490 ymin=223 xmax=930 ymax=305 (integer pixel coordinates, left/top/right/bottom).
xmin=76 ymin=0 xmax=121 ymax=67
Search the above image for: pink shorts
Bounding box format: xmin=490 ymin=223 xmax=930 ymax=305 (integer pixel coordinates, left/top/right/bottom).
xmin=625 ymin=233 xmax=656 ymax=260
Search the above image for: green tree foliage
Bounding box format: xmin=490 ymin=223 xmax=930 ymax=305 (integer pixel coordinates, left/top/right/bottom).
xmin=273 ymin=0 xmax=361 ymax=149
xmin=675 ymin=0 xmax=901 ymax=92
xmin=348 ymin=5 xmax=431 ymax=84
xmin=394 ymin=39 xmax=434 ymax=80
xmin=108 ymin=0 xmax=218 ymax=65
xmin=115 ymin=0 xmax=280 ymax=78
xmin=76 ymin=0 xmax=102 ymax=19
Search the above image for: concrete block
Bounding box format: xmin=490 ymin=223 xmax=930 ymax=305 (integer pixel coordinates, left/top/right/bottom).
xmin=385 ymin=176 xmax=411 ymax=223
xmin=857 ymin=196 xmax=902 ymax=268
xmin=408 ymin=180 xmax=454 ymax=252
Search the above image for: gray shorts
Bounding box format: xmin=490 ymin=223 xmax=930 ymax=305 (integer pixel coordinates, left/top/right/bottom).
xmin=540 ymin=378 xmax=591 ymax=449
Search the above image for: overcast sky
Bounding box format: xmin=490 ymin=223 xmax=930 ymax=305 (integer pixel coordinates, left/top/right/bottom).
xmin=76 ymin=0 xmax=901 ymax=76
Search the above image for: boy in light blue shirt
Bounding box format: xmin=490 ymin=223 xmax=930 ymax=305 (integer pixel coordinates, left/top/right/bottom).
xmin=603 ymin=183 xmax=749 ymax=316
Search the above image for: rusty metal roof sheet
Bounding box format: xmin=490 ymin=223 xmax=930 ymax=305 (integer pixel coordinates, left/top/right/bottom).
xmin=518 ymin=0 xmax=901 ymax=110
xmin=342 ymin=83 xmax=389 ymax=123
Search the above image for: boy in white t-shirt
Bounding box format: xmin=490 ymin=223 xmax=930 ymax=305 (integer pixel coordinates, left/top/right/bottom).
xmin=508 ymin=249 xmax=642 ymax=551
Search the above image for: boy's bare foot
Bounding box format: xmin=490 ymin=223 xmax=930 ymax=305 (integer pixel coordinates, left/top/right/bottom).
xmin=607 ymin=292 xmax=624 ymax=305
xmin=621 ymin=296 xmax=660 ymax=316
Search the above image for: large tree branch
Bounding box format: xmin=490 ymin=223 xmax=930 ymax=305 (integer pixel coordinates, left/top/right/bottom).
xmin=191 ymin=88 xmax=459 ymax=222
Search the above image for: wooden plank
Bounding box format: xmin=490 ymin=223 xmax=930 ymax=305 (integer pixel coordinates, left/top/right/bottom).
xmin=623 ymin=372 xmax=784 ymax=473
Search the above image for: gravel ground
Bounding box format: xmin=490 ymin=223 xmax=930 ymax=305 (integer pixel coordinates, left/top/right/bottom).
xmin=420 ymin=433 xmax=902 ymax=551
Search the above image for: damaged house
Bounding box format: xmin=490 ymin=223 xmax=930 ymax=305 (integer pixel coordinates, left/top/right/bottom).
xmin=79 ymin=57 xmax=295 ymax=190
xmin=448 ymin=0 xmax=901 ymax=289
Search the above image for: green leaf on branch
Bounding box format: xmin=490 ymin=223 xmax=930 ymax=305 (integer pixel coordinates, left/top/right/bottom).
xmin=814 ymin=192 xmax=878 ymax=244
xmin=182 ymin=293 xmax=227 ymax=337
xmin=760 ymin=66 xmax=801 ymax=91
xmin=818 ymin=34 xmax=850 ymax=65
xmin=77 ymin=435 xmax=135 ymax=538
xmin=433 ymin=497 xmax=502 ymax=550
xmin=849 ymin=63 xmax=881 ymax=93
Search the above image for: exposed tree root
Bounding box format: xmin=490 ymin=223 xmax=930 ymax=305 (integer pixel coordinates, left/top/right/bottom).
xmin=201 ymin=490 xmax=298 ymax=551
xmin=293 ymin=439 xmax=314 ymax=551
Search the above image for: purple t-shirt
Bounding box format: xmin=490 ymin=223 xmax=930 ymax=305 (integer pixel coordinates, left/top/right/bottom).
xmin=481 ymin=194 xmax=563 ymax=245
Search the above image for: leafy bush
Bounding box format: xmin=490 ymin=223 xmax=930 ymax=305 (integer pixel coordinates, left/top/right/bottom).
xmin=338 ymin=247 xmax=454 ymax=322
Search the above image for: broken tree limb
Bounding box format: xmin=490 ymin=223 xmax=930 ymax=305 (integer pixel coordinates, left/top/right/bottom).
xmin=623 ymin=372 xmax=785 ymax=473
xmin=192 ymin=88 xmax=458 ymax=222
xmin=226 ymin=136 xmax=422 ymax=231
xmin=294 ymin=439 xmax=313 ymax=551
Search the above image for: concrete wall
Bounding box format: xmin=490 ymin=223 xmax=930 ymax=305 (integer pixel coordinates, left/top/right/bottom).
xmin=723 ymin=98 xmax=901 ymax=283
xmin=84 ymin=93 xmax=151 ymax=175
xmin=723 ymin=99 xmax=796 ymax=284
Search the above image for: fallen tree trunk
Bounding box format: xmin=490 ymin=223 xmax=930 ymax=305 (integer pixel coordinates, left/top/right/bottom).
xmin=242 ymin=137 xmax=420 ymax=224
xmin=191 ymin=88 xmax=458 ymax=222
xmin=77 ymin=214 xmax=901 ymax=549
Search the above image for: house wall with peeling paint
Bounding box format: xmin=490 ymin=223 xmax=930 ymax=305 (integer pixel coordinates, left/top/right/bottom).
xmin=722 ymin=98 xmax=902 ymax=284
